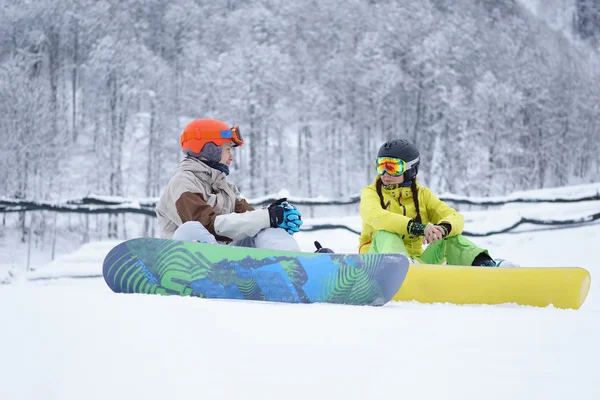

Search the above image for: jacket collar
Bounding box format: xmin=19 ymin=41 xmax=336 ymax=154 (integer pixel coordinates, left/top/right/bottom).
xmin=179 ymin=157 xmax=227 ymax=182
xmin=373 ymin=176 xmax=419 ymax=199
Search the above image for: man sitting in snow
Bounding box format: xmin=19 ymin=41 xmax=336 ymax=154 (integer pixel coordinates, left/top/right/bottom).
xmin=156 ymin=118 xmax=331 ymax=253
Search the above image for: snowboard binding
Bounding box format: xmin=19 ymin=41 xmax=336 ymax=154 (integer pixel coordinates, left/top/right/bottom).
xmin=314 ymin=241 xmax=334 ymax=254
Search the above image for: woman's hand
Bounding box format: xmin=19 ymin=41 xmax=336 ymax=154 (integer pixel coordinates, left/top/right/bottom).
xmin=423 ymin=224 xmax=446 ymax=245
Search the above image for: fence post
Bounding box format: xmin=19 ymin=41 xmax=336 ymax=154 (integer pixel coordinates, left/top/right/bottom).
xmin=51 ymin=212 xmax=58 ymax=261
xmin=27 ymin=216 xmax=32 ymax=272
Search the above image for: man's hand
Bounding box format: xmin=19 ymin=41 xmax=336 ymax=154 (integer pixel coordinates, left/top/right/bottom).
xmin=267 ymin=198 xmax=303 ymax=234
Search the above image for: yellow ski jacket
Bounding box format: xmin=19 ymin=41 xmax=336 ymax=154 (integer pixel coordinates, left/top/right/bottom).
xmin=358 ymin=177 xmax=464 ymax=257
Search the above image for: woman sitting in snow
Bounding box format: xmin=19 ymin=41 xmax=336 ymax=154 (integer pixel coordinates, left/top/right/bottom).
xmin=156 ymin=118 xmax=329 ymax=252
xmin=358 ymin=138 xmax=518 ymax=267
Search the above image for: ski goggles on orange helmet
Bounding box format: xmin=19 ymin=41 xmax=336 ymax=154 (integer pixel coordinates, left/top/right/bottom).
xmin=376 ymin=157 xmax=408 ymax=176
xmin=180 ymin=125 xmax=244 ymax=150
xmin=219 ymin=126 xmax=244 ymax=147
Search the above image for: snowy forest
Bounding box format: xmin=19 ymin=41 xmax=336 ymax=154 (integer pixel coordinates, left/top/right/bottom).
xmin=1 ymin=0 xmax=600 ymax=206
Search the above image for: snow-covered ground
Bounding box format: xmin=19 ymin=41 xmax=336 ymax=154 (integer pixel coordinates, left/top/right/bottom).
xmin=1 ymin=185 xmax=600 ymax=400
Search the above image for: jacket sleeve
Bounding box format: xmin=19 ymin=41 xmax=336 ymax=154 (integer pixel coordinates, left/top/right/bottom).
xmin=214 ymin=209 xmax=271 ymax=241
xmin=421 ymin=188 xmax=464 ymax=236
xmin=235 ymin=198 xmax=254 ymax=213
xmin=360 ymin=186 xmax=412 ymax=236
xmin=176 ymin=192 xmax=270 ymax=242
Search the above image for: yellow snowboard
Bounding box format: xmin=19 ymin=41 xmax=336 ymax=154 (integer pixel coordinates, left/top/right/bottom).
xmin=393 ymin=264 xmax=591 ymax=309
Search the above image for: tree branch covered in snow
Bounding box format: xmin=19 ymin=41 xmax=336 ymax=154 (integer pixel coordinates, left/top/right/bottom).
xmin=2 ymin=0 xmax=600 ymax=207
xmin=2 ymin=0 xmax=600 ymax=249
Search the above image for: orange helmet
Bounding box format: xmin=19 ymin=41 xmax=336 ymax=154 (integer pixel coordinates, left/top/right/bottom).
xmin=180 ymin=118 xmax=244 ymax=155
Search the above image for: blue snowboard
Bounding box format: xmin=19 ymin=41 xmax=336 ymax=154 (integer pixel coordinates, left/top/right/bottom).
xmin=103 ymin=238 xmax=409 ymax=306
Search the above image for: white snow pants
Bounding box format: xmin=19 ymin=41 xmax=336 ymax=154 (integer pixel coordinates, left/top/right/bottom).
xmin=172 ymin=221 xmax=301 ymax=252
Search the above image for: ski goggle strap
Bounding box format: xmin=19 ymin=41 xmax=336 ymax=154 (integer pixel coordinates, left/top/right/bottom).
xmin=376 ymin=156 xmax=419 ymax=176
xmin=180 ymin=125 xmax=244 ymax=147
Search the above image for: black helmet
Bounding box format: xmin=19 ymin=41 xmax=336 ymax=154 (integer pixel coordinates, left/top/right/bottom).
xmin=377 ymin=139 xmax=420 ymax=180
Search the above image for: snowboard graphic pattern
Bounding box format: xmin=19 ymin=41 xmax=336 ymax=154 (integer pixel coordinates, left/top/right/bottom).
xmin=103 ymin=238 xmax=408 ymax=306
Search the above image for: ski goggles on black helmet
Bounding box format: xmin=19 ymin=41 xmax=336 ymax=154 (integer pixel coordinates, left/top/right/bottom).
xmin=376 ymin=156 xmax=419 ymax=176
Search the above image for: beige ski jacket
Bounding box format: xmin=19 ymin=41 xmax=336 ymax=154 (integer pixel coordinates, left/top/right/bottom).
xmin=155 ymin=157 xmax=270 ymax=242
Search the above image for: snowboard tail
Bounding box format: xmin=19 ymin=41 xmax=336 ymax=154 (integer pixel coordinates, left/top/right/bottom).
xmin=393 ymin=264 xmax=591 ymax=310
xmin=103 ymin=238 xmax=409 ymax=306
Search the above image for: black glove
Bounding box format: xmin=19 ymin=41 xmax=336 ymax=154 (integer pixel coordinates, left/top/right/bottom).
xmin=267 ymin=198 xmax=303 ymax=234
